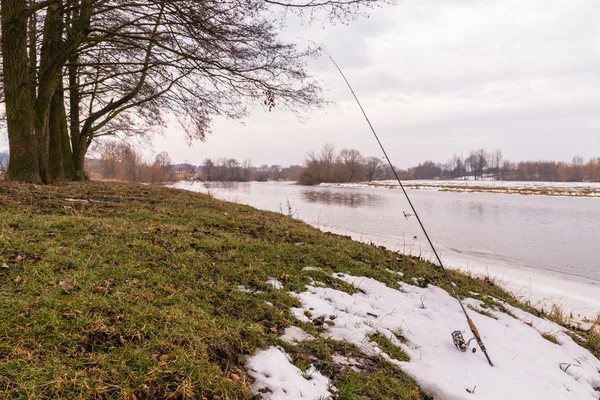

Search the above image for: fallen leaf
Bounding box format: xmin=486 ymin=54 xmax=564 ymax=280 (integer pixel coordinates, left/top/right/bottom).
xmin=324 ymin=320 xmax=335 ymax=326
xmin=231 ymin=373 xmax=241 ymax=381
xmin=269 ymin=327 xmax=278 ymax=333
xmin=10 ymin=255 xmax=23 ymax=263
xmin=1 ymin=263 xmax=8 ymax=269
xmin=59 ymin=281 xmax=74 ymax=293
xmin=410 ymin=259 xmax=417 ymax=265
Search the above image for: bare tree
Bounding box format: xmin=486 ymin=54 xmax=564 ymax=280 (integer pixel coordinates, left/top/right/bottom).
xmin=149 ymin=152 xmax=172 ymax=183
xmin=365 ymin=156 xmax=384 ymax=181
xmin=338 ymin=148 xmax=363 ymax=182
xmin=97 ymin=140 xmax=123 ymax=179
xmin=202 ymin=159 xmax=215 ymax=181
xmin=491 ymin=149 xmax=503 ymax=179
xmin=319 ymin=144 xmax=336 ymax=182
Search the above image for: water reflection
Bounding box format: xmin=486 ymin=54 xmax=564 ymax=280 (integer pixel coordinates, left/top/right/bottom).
xmin=202 ymin=181 xmax=251 ymax=194
xmin=301 ymin=189 xmax=382 ymax=208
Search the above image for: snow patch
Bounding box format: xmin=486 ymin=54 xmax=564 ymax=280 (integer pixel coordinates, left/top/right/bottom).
xmin=280 ymin=326 xmax=315 ymax=344
xmin=246 ymin=346 xmax=333 ymax=399
xmin=267 ymin=279 xmax=284 ymax=290
xmin=291 ymin=275 xmax=600 ymax=400
xmin=386 ymin=268 xmax=404 ymax=277
xmin=238 ymin=285 xmax=263 ymax=294
xmin=331 ymin=354 xmax=362 ymax=372
xmin=302 ymin=266 xmax=323 ymax=272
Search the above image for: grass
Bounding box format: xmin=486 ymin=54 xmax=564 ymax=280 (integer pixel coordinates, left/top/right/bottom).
xmin=0 ymin=181 xmax=597 ymax=398
xmin=367 ymin=332 xmax=410 ymax=362
xmin=541 ymin=333 xmax=559 ymax=345
xmin=280 ymin=337 xmax=428 ymax=399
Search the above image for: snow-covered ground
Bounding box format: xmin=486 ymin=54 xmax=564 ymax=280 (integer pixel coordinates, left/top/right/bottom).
xmin=323 ymin=180 xmax=600 ymax=197
xmin=247 ymin=274 xmax=600 ymax=399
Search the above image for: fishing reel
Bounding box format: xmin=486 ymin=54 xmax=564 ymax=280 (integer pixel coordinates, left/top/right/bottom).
xmin=451 ymin=330 xmax=477 ymax=353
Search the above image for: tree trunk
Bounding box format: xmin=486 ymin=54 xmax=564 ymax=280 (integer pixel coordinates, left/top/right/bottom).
xmin=28 ymin=0 xmax=37 ymax=107
xmin=68 ymin=51 xmax=86 ymax=181
xmin=72 ymin=138 xmax=87 ymax=181
xmin=36 ymin=2 xmax=66 ymax=183
xmin=49 ymin=86 xmax=75 ymax=181
xmin=1 ymin=0 xmax=41 ymax=183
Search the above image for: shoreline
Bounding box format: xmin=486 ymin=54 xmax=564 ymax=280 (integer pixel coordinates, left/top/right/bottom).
xmin=315 ymin=224 xmax=600 ymax=322
xmin=321 ymin=180 xmax=600 ymax=198
xmin=174 ymin=181 xmax=600 ymax=322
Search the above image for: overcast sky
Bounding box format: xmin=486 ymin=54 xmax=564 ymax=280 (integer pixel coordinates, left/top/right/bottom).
xmin=5 ymin=1 xmax=597 ymax=168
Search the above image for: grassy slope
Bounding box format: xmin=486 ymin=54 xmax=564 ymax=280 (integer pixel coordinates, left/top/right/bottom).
xmin=0 ymin=182 xmax=596 ymax=399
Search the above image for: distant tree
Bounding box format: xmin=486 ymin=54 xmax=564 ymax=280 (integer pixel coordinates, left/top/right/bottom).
xmin=270 ymin=165 xmax=282 ymax=180
xmin=338 ymin=148 xmax=363 ymax=182
xmin=241 ymin=159 xmax=253 ymax=181
xmin=365 ymin=156 xmax=384 ymax=181
xmin=491 ymin=149 xmax=503 ymax=179
xmin=98 ymin=141 xmax=125 ymax=179
xmin=319 ymin=144 xmax=336 ymax=182
xmin=255 ymin=164 xmax=271 ymax=181
xmin=572 ymin=155 xmax=584 ymax=181
xmin=411 ymin=161 xmax=442 ymax=179
xmin=150 ymin=152 xmax=172 ymax=183
xmin=202 ymin=159 xmax=215 ymax=181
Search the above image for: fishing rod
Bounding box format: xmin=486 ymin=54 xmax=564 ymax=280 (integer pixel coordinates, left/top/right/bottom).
xmin=306 ymin=39 xmax=494 ymax=367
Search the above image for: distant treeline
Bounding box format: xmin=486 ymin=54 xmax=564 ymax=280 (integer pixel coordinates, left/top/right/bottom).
xmin=88 ymin=141 xmax=176 ymax=183
xmin=298 ymin=145 xmax=600 ymax=184
xmin=10 ymin=143 xmax=596 ymax=184
xmin=412 ymin=150 xmax=600 ymax=182
xmin=175 ymin=158 xmax=302 ymax=182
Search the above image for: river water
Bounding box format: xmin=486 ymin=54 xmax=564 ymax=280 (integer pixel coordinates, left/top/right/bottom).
xmin=174 ymin=181 xmax=600 ymax=318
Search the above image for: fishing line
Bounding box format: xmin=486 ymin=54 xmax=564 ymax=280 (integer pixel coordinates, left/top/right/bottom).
xmin=303 ymin=38 xmax=494 ymax=367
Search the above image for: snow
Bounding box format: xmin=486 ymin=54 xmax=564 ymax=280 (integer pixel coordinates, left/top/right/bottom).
xmin=246 ymin=346 xmax=333 ymax=399
xmin=238 ymin=285 xmax=263 ymax=294
xmin=288 ymin=274 xmax=600 ymax=400
xmin=280 ymin=326 xmax=315 ymax=344
xmin=267 ymin=278 xmax=284 ymax=290
xmin=386 ymin=268 xmax=404 ymax=277
xmin=302 ymin=266 xmax=323 ymax=272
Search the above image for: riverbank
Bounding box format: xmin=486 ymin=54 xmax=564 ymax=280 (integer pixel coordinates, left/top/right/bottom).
xmin=1 ymin=182 xmax=598 ymax=399
xmin=174 ymin=180 xmax=600 ymax=321
xmin=323 ymin=180 xmax=600 ymax=197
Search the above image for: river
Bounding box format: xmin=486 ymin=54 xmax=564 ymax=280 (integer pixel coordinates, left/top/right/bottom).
xmin=173 ymin=181 xmax=600 ymax=319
